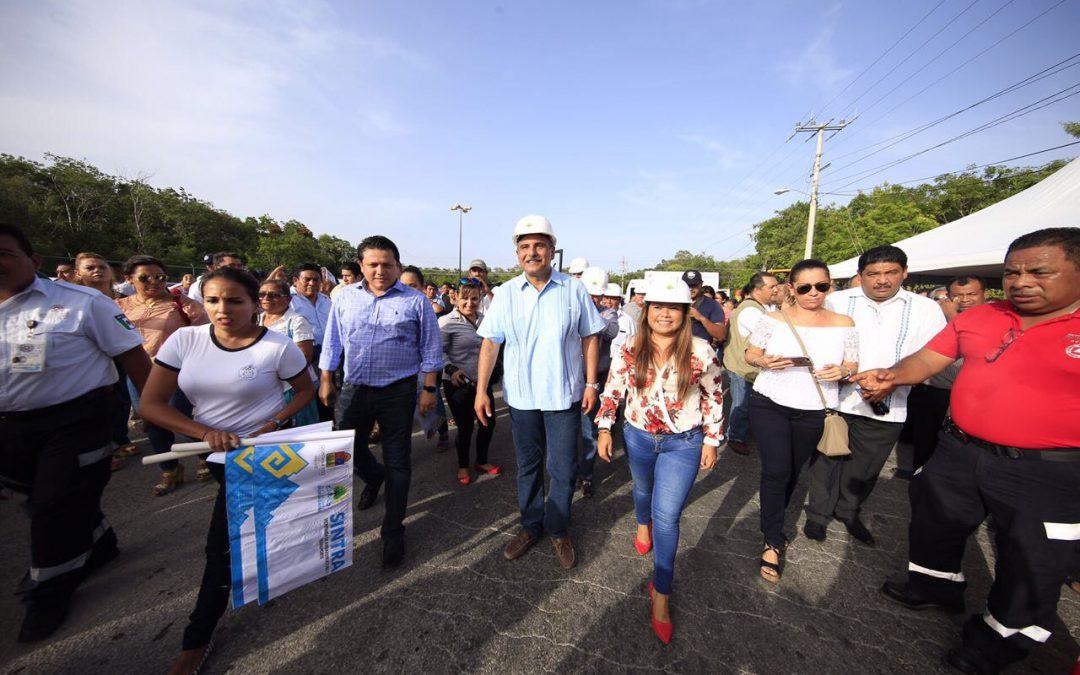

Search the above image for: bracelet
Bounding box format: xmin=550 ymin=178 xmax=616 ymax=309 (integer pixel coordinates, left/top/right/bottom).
xmin=201 ymin=430 xmax=211 ymax=441
xmin=586 ymin=382 xmax=601 ymax=390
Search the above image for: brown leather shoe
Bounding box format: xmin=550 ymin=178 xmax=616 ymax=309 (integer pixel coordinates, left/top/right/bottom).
xmin=551 ymin=536 xmax=576 ymax=569
xmin=503 ymin=529 xmax=538 ymax=561
xmin=728 ymin=440 xmax=750 ymax=456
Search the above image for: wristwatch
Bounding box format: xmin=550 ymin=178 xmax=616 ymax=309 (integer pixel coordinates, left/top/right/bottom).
xmin=268 ymin=417 xmax=286 ymax=430
xmin=422 ymin=385 xmax=437 ymax=393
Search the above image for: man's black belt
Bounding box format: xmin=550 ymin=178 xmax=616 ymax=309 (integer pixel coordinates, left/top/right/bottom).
xmin=943 ymin=418 xmax=1080 ymax=463
xmin=0 ymin=386 xmax=115 ymax=422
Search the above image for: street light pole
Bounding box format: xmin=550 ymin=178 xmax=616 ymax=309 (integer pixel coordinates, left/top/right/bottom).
xmin=450 ymin=203 xmax=472 ymax=277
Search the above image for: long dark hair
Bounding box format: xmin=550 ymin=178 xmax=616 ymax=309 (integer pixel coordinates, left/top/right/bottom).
xmin=201 ymin=266 xmax=261 ymax=302
xmin=632 ymin=302 xmax=694 ymax=402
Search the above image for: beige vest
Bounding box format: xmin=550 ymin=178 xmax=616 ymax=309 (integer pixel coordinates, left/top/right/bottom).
xmin=723 ymin=298 xmax=765 ymax=382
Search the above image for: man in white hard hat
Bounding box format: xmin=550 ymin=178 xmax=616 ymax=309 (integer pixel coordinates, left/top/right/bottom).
xmin=474 ymin=216 xmax=606 ymax=569
xmin=603 ymin=281 xmax=636 ymax=359
xmin=576 ymin=267 xmax=621 ymax=497
xmin=625 ymin=280 xmax=646 ymax=324
xmin=567 ymin=257 xmax=589 ymax=278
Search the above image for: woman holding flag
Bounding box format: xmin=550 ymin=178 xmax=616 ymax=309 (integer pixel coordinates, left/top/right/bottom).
xmin=139 ymin=266 xmax=314 ymax=675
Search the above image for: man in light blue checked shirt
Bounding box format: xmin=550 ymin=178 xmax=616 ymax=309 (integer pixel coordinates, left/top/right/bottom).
xmin=318 ymin=235 xmax=442 ymax=570
xmin=474 ymin=215 xmax=606 ymax=569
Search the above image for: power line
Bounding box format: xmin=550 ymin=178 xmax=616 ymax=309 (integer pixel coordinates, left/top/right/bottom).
xmin=832 ymin=0 xmax=983 ymax=121
xmin=845 ymin=0 xmax=1019 ymax=122
xmin=825 ymin=83 xmax=1080 ymax=189
xmin=828 ymin=0 xmax=1070 ymax=151
xmin=836 ymin=140 xmax=1080 ymax=191
xmin=824 ymin=52 xmax=1080 ymax=170
xmin=810 ymin=0 xmax=949 ymax=120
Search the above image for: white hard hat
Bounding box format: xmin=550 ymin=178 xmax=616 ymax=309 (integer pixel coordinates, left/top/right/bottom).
xmin=645 ymin=278 xmax=692 ymax=304
xmin=581 ymin=266 xmax=609 ymax=296
xmin=512 ymin=214 xmax=557 ymax=247
xmin=568 ymin=257 xmax=589 ymax=274
xmin=603 ymin=282 xmax=622 ymax=297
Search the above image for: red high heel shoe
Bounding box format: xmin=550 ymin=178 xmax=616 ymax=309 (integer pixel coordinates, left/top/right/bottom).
xmin=648 ymin=581 xmax=673 ymax=644
xmin=473 ymin=464 xmax=503 ymax=476
xmin=634 ymin=525 xmax=653 ymax=556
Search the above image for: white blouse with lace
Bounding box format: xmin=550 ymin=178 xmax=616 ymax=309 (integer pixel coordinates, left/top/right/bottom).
xmin=748 ymin=315 xmax=859 ymax=411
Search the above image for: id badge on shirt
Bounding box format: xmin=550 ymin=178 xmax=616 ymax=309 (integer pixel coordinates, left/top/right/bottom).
xmin=11 ymin=334 xmax=46 ymax=373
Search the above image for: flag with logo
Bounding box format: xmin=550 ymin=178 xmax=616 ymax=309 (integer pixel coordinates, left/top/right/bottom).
xmin=221 ymin=425 xmax=354 ymax=608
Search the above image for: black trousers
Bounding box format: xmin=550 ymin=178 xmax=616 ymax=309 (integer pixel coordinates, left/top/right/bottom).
xmin=443 ymin=380 xmax=495 ymax=469
xmin=749 ymin=391 xmax=824 ymax=548
xmin=182 ymin=461 xmax=228 ymax=650
xmin=907 ymin=384 xmax=950 ymax=470
xmin=905 ymin=431 xmax=1080 ymax=669
xmin=0 ymin=388 xmax=119 ymax=606
xmin=335 ymin=376 xmax=417 ymax=540
xmin=807 ymin=412 xmax=904 ymax=525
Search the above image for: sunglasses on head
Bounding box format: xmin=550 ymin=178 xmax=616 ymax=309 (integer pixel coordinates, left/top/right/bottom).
xmin=258 ymin=291 xmax=286 ymax=299
xmin=136 ymin=274 xmax=168 ymax=283
xmin=458 ymin=277 xmax=481 ymax=287
xmin=794 ymin=282 xmax=832 ymax=295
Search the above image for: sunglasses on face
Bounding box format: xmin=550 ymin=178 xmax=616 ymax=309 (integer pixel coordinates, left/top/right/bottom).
xmin=258 ymin=291 xmax=286 ymax=299
xmin=795 ymin=282 xmax=832 ymax=295
xmin=135 ymin=274 xmax=168 ymax=283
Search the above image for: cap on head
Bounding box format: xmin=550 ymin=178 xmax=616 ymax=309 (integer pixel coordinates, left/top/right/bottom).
xmin=680 ymin=270 xmax=702 ymax=287
xmin=568 ymin=257 xmax=590 ymax=274
xmin=603 ymin=282 xmax=622 ymax=298
xmin=581 ymin=266 xmax=609 ymax=296
xmin=646 ymin=279 xmax=692 ymax=304
xmin=512 ymin=214 xmax=557 ymax=247
xmin=468 ymin=258 xmax=489 ymax=272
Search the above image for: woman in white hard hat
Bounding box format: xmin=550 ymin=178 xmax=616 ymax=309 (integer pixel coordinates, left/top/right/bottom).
xmin=596 ymin=279 xmax=723 ymax=644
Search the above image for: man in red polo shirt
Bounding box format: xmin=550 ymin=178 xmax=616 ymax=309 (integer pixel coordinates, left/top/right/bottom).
xmin=851 ymin=227 xmax=1080 ymax=674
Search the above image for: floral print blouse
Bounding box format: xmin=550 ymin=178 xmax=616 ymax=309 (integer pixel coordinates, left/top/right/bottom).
xmin=597 ymin=336 xmax=725 ymax=446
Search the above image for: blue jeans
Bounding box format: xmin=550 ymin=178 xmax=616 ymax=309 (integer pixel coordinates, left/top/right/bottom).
xmin=623 ymin=423 xmax=703 ymax=595
xmin=726 ymin=371 xmax=752 ymax=444
xmin=578 ymin=370 xmax=607 ymax=481
xmin=335 ymin=376 xmax=416 ymax=541
xmin=508 ymin=402 xmax=581 ymax=539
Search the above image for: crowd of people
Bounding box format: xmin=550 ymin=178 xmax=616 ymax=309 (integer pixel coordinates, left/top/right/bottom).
xmin=1 ymin=217 xmax=1077 ymax=674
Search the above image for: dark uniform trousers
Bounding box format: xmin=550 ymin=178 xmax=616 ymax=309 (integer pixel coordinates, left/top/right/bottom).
xmin=906 ymin=383 xmax=951 ymax=470
xmin=906 ymin=431 xmax=1080 ymax=668
xmin=807 ymin=412 xmax=904 ymax=525
xmin=0 ymin=387 xmax=120 ymax=605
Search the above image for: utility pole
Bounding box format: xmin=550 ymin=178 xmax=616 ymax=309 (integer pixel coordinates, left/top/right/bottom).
xmin=793 ymin=119 xmax=848 ymax=259
xmin=620 ymin=256 xmax=628 ymax=286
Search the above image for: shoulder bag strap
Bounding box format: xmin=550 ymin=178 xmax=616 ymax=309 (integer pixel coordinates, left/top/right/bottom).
xmin=777 ymin=309 xmax=829 ymax=410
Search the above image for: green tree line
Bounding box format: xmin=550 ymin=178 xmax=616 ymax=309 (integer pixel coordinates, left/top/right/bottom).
xmin=3 ymin=120 xmax=1075 ymax=289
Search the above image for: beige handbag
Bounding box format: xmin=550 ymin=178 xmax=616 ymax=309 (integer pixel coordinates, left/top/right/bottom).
xmin=777 ymin=311 xmax=851 ymax=457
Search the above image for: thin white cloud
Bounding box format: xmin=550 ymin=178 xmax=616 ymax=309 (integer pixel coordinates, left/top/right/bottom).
xmin=775 ymin=4 xmax=853 ymax=91
xmin=678 ymin=134 xmax=746 ymax=168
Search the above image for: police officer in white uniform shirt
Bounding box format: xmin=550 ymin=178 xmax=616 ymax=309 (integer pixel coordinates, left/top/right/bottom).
xmin=0 ymin=224 xmax=151 ymax=642
xmin=804 ymin=245 xmax=946 ymax=546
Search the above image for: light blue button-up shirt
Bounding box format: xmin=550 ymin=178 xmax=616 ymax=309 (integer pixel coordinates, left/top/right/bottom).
xmin=478 ymin=270 xmax=606 ymax=411
xmin=289 ymin=290 xmax=332 ymax=346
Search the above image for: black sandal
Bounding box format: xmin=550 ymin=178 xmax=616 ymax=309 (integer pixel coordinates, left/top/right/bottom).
xmin=759 ymin=539 xmax=785 ymax=584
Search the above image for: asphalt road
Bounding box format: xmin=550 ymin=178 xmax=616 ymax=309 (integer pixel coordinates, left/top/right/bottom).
xmin=2 ymin=395 xmax=1078 ymax=674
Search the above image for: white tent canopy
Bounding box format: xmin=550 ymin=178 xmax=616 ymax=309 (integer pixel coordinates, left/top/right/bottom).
xmin=829 ymin=157 xmax=1080 ymax=280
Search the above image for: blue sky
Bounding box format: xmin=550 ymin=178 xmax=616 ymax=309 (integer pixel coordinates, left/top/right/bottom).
xmin=2 ymin=0 xmax=1078 ymax=271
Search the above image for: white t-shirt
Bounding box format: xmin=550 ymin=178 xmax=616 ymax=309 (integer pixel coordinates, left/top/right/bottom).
xmin=155 ymin=325 xmax=308 ymax=437
xmin=260 ymin=309 xmax=318 ymax=386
